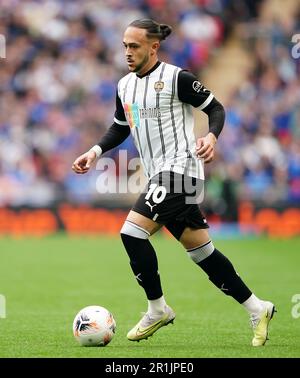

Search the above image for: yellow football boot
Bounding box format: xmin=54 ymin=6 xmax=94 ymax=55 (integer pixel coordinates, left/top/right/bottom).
xmin=251 ymin=301 xmax=276 ymax=346
xmin=127 ymin=305 xmax=175 ymax=341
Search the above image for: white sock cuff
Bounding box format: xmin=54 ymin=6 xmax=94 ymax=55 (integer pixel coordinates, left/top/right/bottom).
xmin=187 ymin=240 xmax=215 ymax=263
xmin=148 ymin=296 xmax=166 ymax=315
xmin=89 ymin=145 xmax=102 ymax=158
xmin=242 ymin=293 xmax=264 ymax=315
xmin=120 ymin=220 xmax=150 ymax=240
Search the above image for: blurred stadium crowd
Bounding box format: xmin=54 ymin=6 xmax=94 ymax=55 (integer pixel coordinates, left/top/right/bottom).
xmin=205 ymin=1 xmax=300 ymax=219
xmin=0 ymin=0 xmax=299 ymax=215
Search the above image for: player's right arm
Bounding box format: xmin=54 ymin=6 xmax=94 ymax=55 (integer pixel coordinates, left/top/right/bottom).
xmin=72 ymin=91 xmax=130 ymax=174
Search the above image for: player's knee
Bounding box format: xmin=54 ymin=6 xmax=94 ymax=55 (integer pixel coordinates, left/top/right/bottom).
xmin=187 ymin=240 xmax=215 ymax=264
xmin=120 ymin=220 xmax=150 ymax=240
xmin=180 ymin=227 xmax=210 ymax=250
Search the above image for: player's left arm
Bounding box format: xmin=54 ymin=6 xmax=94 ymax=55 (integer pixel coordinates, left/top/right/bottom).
xmin=177 ymin=70 xmax=225 ymax=163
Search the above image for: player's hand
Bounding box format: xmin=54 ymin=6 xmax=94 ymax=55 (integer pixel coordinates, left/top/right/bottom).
xmin=72 ymin=150 xmax=97 ymax=174
xmin=196 ymin=133 xmax=217 ymax=163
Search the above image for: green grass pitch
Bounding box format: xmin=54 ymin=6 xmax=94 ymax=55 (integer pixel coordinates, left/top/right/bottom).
xmin=0 ymin=234 xmax=299 ymax=358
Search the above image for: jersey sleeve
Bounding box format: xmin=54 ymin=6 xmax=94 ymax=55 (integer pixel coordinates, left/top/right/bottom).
xmin=177 ymin=70 xmax=214 ymax=110
xmin=114 ymin=90 xmax=129 ymax=126
xmin=97 ymin=122 xmax=130 ymax=153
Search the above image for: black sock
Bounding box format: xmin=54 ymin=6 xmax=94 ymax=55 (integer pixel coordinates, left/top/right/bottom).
xmin=121 ymin=233 xmax=163 ymax=300
xmin=197 ymin=249 xmax=252 ymax=303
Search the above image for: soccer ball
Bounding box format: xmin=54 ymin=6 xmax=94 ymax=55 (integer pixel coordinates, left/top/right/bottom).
xmin=73 ymin=305 xmax=116 ymax=347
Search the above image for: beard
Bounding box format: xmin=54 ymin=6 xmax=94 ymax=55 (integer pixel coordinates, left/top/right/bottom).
xmin=132 ymin=54 xmax=149 ymax=73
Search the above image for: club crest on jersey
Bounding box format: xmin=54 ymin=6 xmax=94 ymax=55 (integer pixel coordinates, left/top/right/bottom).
xmin=154 ymin=81 xmax=164 ymax=93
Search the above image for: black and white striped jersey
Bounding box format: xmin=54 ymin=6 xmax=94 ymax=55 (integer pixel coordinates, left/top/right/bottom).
xmin=114 ymin=61 xmax=214 ymax=179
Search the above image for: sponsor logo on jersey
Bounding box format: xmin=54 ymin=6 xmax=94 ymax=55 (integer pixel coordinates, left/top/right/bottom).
xmin=154 ymin=81 xmax=164 ymax=92
xmin=124 ymin=104 xmax=161 ymax=127
xmin=139 ymin=107 xmax=161 ymax=119
xmin=124 ymin=103 xmax=140 ymax=128
xmin=192 ymin=81 xmax=204 ymax=93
